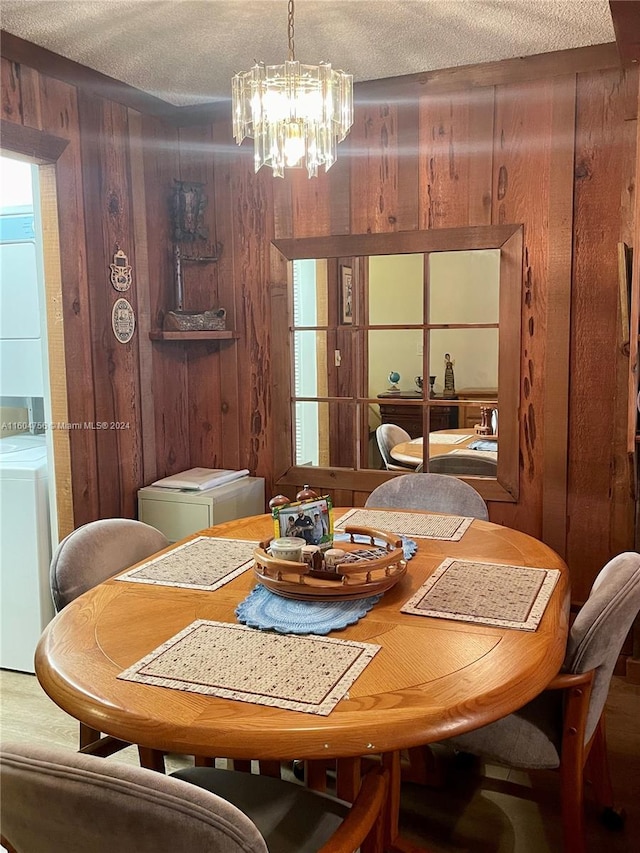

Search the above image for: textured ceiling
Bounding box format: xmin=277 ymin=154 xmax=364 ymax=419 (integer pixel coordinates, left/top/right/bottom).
xmin=0 ymin=0 xmax=616 ymax=107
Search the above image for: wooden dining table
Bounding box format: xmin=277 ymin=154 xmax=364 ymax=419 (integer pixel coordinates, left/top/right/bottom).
xmin=35 ymin=509 xmax=569 ymax=853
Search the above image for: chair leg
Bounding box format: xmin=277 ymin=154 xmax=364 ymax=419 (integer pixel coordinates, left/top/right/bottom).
xmin=559 ymin=683 xmax=591 ymax=853
xmin=585 ymin=715 xmax=614 ymax=810
xmin=560 ymin=761 xmax=586 ymax=853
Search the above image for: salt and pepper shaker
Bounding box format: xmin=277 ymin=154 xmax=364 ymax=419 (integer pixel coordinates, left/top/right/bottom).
xmin=269 ymin=494 xmax=291 ymax=510
xmin=296 ymin=484 xmax=318 ymax=501
xmin=475 ymin=407 xmax=493 ymax=436
xmin=301 ymin=544 xmax=320 ymax=565
xmin=324 ymin=548 xmax=346 ymax=568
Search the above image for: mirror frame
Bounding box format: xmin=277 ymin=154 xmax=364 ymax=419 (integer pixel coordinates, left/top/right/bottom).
xmin=270 ymin=224 xmax=523 ymax=503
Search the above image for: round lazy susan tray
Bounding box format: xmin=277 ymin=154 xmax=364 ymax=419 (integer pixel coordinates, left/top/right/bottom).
xmin=253 ymin=525 xmax=408 ymax=601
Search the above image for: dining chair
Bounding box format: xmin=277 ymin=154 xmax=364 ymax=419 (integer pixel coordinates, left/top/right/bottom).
xmin=424 ymin=551 xmax=640 ymax=853
xmin=428 ymin=452 xmax=497 ymax=476
xmin=49 ymin=518 xmax=169 ymax=771
xmin=0 ymin=741 xmax=388 ymax=853
xmin=365 ymin=472 xmax=489 ymax=520
xmin=375 ymin=424 xmax=417 ymax=471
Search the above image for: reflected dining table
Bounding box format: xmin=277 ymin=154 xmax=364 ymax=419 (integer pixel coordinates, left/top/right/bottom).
xmin=391 ymin=428 xmax=496 ymax=466
xmin=35 ymin=509 xmax=569 ymax=853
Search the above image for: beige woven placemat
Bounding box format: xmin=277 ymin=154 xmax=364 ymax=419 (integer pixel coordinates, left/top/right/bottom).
xmin=118 ymin=620 xmax=380 ymax=716
xmin=428 ymin=432 xmax=474 ymax=444
xmin=401 ymin=558 xmax=561 ymax=631
xmin=115 ymin=536 xmax=259 ymax=590
xmin=335 ymin=508 xmax=473 ymax=540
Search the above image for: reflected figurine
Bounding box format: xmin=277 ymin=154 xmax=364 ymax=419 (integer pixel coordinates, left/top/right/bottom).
xmin=444 ymin=353 xmax=455 ymax=397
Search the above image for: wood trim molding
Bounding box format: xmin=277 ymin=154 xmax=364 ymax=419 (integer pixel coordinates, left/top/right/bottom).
xmin=1 ymin=120 xmax=77 ymax=537
xmin=355 ymin=43 xmax=622 ymax=100
xmin=38 ymin=166 xmax=74 ymax=540
xmin=0 ymin=30 xmax=177 ymax=120
xmin=0 ymin=118 xmax=68 ymax=163
xmin=610 ymin=2 xmax=640 ymax=66
xmin=628 ymin=80 xmax=640 ymax=456
xmin=274 ymin=225 xmax=520 ymax=261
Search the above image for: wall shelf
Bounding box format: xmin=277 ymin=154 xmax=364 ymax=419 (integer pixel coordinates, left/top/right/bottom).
xmin=149 ymin=330 xmax=239 ymax=342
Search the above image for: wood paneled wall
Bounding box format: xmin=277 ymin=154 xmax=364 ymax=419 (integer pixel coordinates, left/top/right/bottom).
xmin=0 ymin=40 xmax=637 ymax=600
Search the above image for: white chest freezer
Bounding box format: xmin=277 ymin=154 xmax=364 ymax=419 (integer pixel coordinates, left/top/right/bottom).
xmin=138 ymin=476 xmax=265 ymax=542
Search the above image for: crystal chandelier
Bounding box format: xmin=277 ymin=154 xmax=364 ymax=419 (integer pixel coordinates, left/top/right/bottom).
xmin=232 ymin=0 xmax=353 ymax=178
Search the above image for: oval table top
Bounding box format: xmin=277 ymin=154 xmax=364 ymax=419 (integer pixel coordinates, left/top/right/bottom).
xmin=35 ymin=509 xmax=569 ymax=762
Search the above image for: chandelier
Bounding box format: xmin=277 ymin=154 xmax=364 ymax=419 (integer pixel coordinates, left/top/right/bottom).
xmin=232 ymin=0 xmax=353 ymax=178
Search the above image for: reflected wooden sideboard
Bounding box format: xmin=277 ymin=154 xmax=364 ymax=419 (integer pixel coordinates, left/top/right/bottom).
xmin=377 ymin=389 xmax=498 ymax=438
xmin=377 ymin=391 xmax=458 ymax=438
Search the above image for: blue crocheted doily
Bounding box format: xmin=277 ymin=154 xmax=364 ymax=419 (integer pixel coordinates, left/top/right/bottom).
xmin=236 ymin=535 xmax=417 ymax=634
xmin=236 ymin=585 xmax=383 ymax=635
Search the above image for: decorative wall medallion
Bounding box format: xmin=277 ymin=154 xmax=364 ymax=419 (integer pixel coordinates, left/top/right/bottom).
xmin=112 ymin=298 xmax=136 ymax=343
xmin=110 ymin=247 xmax=132 ymax=291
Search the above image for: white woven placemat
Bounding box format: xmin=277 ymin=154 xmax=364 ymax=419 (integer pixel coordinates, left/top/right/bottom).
xmin=118 ymin=620 xmax=380 ymax=715
xmin=428 ymin=433 xmax=474 ymax=444
xmin=335 ymin=508 xmax=473 ymax=540
xmin=401 ymin=558 xmax=561 ymax=631
xmin=115 ymin=536 xmax=259 ymax=590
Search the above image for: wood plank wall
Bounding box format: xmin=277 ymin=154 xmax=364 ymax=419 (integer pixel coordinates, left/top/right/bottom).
xmin=0 ymin=42 xmax=637 ymax=600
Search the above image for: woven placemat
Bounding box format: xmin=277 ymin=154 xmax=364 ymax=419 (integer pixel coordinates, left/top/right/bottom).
xmin=118 ymin=620 xmax=380 ymax=715
xmin=115 ymin=536 xmax=259 ymax=590
xmin=428 ymin=432 xmax=474 ymax=444
xmin=401 ymin=558 xmax=561 ymax=631
xmin=334 ymin=508 xmax=473 ymax=540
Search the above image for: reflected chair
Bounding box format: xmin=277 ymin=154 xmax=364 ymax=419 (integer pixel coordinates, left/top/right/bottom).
xmin=428 ymin=551 xmax=640 ymax=853
xmin=0 ymin=741 xmax=388 ymax=853
xmin=50 ymin=518 xmax=169 ymax=771
xmin=366 ymin=472 xmax=489 ymax=520
xmin=375 ymin=424 xmax=417 ymax=471
xmin=429 ymin=452 xmax=497 ymax=476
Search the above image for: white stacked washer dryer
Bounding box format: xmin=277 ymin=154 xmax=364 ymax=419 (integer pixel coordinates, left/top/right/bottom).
xmin=0 ymin=434 xmax=53 ymax=672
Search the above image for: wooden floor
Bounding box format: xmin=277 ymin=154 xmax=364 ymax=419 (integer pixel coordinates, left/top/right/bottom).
xmin=1 ymin=668 xmax=639 ymax=852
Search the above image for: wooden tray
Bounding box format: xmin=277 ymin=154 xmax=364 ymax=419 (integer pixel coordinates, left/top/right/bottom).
xmin=253 ymin=526 xmax=407 ymax=601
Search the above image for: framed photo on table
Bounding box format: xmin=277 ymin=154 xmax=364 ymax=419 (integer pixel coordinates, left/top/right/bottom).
xmin=340 ymin=265 xmax=353 ymax=325
xmin=272 ymin=495 xmax=334 ymax=549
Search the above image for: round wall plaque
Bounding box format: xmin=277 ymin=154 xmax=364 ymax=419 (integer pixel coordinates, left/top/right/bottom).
xmin=111 ymin=297 xmax=136 ymax=344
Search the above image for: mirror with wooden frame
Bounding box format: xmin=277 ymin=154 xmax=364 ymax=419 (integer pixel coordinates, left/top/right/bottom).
xmin=270 ymin=225 xmax=523 ymax=503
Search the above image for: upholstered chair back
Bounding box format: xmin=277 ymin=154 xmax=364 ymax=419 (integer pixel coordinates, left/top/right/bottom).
xmin=366 ymin=472 xmax=489 ymax=521
xmin=375 ymin=424 xmax=412 ymax=470
xmin=50 ymin=518 xmax=169 ymax=611
xmin=0 ymin=741 xmax=268 ymax=853
xmin=429 ymin=452 xmax=497 ymax=476
xmin=564 ymin=551 xmax=640 ymax=743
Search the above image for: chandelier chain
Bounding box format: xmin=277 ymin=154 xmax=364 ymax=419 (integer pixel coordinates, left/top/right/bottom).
xmin=287 ymin=0 xmax=295 ymax=61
